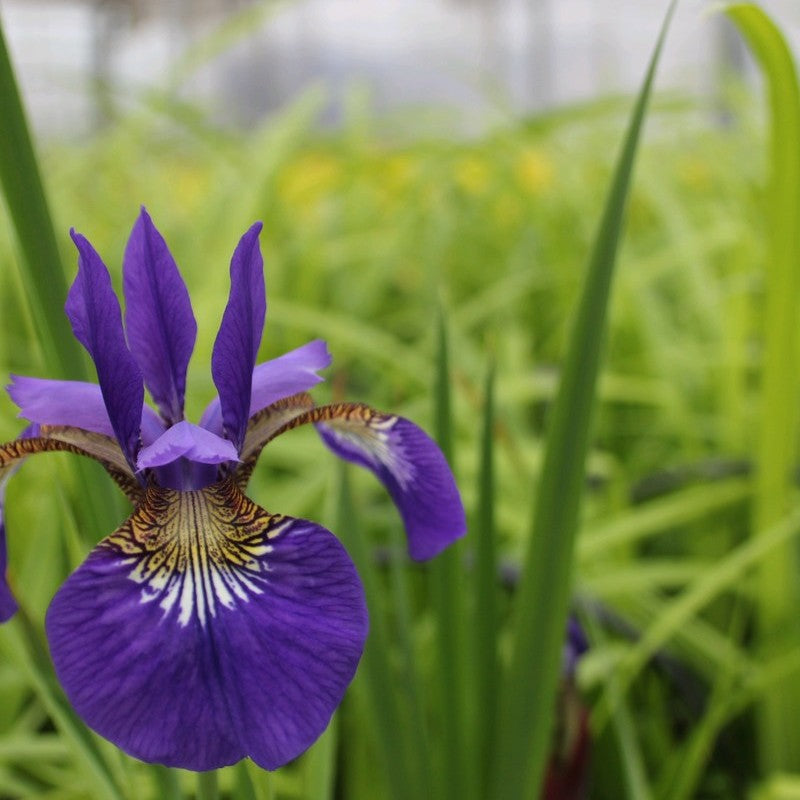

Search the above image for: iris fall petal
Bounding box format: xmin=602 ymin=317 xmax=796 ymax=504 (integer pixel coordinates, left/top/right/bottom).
xmin=45 ymin=479 xmax=367 ymax=770
xmin=316 ymin=409 xmax=466 ymax=560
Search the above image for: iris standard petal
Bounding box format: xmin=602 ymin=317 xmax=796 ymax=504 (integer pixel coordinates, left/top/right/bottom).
xmin=45 ymin=478 xmax=367 ymax=771
xmin=123 ymin=208 xmax=198 ymax=425
xmin=137 ymin=421 xmax=240 ymax=469
xmin=66 ymin=231 xmax=144 ymax=469
xmin=211 ymin=223 xmax=265 ymax=453
xmin=316 ymin=408 xmax=466 ymax=560
xmin=200 ymin=339 xmax=331 ymax=436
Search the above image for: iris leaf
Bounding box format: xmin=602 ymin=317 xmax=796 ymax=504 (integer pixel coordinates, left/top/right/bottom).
xmin=724 ymin=1 xmax=800 ymax=771
xmin=489 ymin=3 xmax=677 ymax=798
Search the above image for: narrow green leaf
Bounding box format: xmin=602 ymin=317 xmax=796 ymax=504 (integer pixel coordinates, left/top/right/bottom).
xmin=472 ymin=362 xmax=498 ymax=798
xmin=0 ymin=23 xmax=84 ymax=378
xmin=334 ymin=466 xmax=417 ymax=800
xmin=489 ymin=4 xmax=677 ymax=798
xmin=724 ymin=2 xmax=800 ymax=771
xmin=429 ymin=310 xmax=468 ymax=800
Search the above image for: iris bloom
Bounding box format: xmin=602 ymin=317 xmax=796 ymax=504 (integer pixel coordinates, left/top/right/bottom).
xmin=0 ymin=209 xmax=465 ymax=771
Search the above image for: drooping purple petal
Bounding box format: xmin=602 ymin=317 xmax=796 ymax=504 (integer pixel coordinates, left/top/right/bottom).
xmin=7 ymin=376 xmax=164 ymax=443
xmin=66 ymin=231 xmax=144 ymax=469
xmin=123 ymin=208 xmax=197 ymax=425
xmin=46 ymin=479 xmax=367 ymax=771
xmin=211 ymin=223 xmax=265 ymax=453
xmin=316 ymin=409 xmax=466 ymax=560
xmin=200 ymin=339 xmax=331 ymax=435
xmin=137 ymin=421 xmax=239 ymax=469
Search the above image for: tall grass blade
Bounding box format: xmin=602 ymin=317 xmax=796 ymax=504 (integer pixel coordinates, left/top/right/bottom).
xmin=334 ymin=466 xmax=419 ymax=800
xmin=473 ymin=362 xmax=498 ymax=798
xmin=429 ymin=310 xmax=468 ymax=800
xmin=0 ymin=22 xmax=84 ymax=379
xmin=725 ymin=2 xmax=800 ymax=771
xmin=489 ymin=4 xmax=677 ymax=798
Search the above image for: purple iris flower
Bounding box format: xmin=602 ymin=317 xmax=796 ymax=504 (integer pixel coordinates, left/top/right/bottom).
xmin=0 ymin=208 xmax=465 ymax=771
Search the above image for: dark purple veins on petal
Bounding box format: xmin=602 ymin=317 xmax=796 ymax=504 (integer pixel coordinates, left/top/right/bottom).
xmin=211 ymin=223 xmax=266 ymax=453
xmin=45 ymin=479 xmax=367 ymax=771
xmin=317 ymin=410 xmax=467 ymax=560
xmin=66 ymin=231 xmax=144 ymax=469
xmin=123 ymin=209 xmax=197 ymax=425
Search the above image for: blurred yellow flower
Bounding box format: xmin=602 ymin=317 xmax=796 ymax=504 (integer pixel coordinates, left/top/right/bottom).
xmin=455 ymin=155 xmax=490 ymax=195
xmin=677 ymin=156 xmax=712 ymax=192
xmin=516 ymin=148 xmax=555 ymax=195
xmin=278 ymin=152 xmax=343 ymax=212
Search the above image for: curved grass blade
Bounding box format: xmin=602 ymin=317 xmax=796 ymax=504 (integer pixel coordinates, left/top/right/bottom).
xmin=724 ymin=2 xmax=800 ymax=772
xmin=0 ymin=23 xmax=84 ymax=379
xmin=489 ymin=4 xmax=678 ymax=798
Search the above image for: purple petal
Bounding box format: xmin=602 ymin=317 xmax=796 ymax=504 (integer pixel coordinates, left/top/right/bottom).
xmin=211 ymin=223 xmax=265 ymax=453
xmin=317 ymin=411 xmax=466 ymax=560
xmin=8 ymin=376 xmax=115 ymax=436
xmin=0 ymin=496 xmax=17 ymax=623
xmin=46 ymin=480 xmax=367 ymax=770
xmin=123 ymin=209 xmax=197 ymax=425
xmin=66 ymin=231 xmax=144 ymax=468
xmin=7 ymin=376 xmax=165 ymax=443
xmin=137 ymin=421 xmax=239 ymax=469
xmin=200 ymin=340 xmax=331 ymax=435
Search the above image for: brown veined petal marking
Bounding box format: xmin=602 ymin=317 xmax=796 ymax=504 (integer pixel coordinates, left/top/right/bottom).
xmin=103 ymin=477 xmax=291 ymax=628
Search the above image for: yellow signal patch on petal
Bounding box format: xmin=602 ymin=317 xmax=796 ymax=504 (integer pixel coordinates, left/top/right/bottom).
xmin=103 ymin=478 xmax=290 ymax=628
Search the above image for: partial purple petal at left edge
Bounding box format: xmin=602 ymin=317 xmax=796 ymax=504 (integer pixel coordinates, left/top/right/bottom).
xmin=46 ymin=483 xmax=367 ymax=771
xmin=211 ymin=223 xmax=265 ymax=453
xmin=317 ymin=411 xmax=466 ymax=560
xmin=66 ymin=231 xmax=144 ymax=469
xmin=200 ymin=339 xmax=331 ymax=435
xmin=0 ymin=514 xmax=17 ymax=623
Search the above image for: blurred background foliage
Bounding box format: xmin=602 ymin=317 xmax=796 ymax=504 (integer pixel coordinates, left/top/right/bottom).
xmin=1 ymin=1 xmax=799 ymax=798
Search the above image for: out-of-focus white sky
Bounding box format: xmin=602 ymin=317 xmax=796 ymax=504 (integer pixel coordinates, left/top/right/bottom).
xmin=1 ymin=0 xmax=799 ymax=138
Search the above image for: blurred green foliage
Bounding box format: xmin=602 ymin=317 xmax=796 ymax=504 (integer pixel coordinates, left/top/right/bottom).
xmin=0 ymin=16 xmax=791 ymax=796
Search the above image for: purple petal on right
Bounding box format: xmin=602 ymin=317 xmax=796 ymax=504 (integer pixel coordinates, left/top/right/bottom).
xmin=46 ymin=479 xmax=367 ymax=771
xmin=123 ymin=208 xmax=197 ymax=425
xmin=200 ymin=339 xmax=331 ymax=435
xmin=211 ymin=223 xmax=265 ymax=453
xmin=66 ymin=231 xmax=144 ymax=469
xmin=317 ymin=409 xmax=466 ymax=560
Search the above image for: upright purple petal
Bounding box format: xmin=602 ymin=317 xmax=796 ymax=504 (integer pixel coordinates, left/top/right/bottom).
xmin=211 ymin=223 xmax=265 ymax=453
xmin=66 ymin=231 xmax=144 ymax=468
xmin=46 ymin=479 xmax=367 ymax=770
xmin=316 ymin=409 xmax=466 ymax=560
xmin=123 ymin=209 xmax=197 ymax=425
xmin=200 ymin=340 xmax=331 ymax=435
